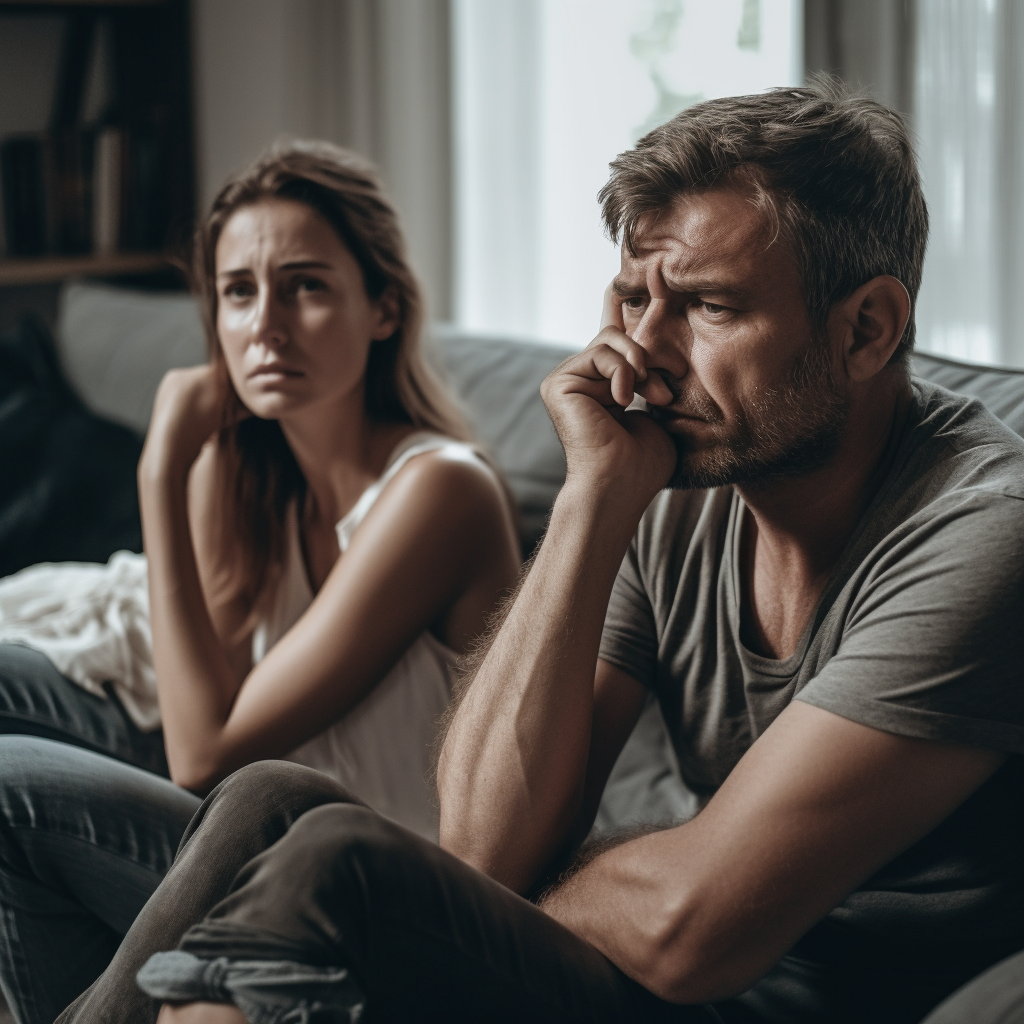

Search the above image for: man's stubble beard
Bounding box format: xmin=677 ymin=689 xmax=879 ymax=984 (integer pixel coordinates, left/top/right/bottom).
xmin=661 ymin=338 xmax=849 ymax=491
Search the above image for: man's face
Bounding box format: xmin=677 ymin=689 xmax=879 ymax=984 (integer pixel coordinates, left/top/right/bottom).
xmin=612 ymin=186 xmax=847 ymax=491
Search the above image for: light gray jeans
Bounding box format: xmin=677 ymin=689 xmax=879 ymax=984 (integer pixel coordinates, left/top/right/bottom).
xmin=0 ymin=736 xmax=199 ymax=1024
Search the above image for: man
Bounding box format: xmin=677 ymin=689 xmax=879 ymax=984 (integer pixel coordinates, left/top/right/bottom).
xmin=63 ymin=82 xmax=1024 ymax=1024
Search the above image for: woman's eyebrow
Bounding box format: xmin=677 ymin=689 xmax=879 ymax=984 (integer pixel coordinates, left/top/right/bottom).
xmin=278 ymin=260 xmax=334 ymax=271
xmin=217 ymin=260 xmax=334 ymax=279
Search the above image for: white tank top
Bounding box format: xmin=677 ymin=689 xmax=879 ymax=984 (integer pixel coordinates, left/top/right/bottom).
xmin=251 ymin=433 xmax=487 ymax=841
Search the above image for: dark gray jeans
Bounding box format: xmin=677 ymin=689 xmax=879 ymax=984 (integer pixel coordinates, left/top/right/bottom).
xmin=58 ymin=760 xmax=720 ymax=1024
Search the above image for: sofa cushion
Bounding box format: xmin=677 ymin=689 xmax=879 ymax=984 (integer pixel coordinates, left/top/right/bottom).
xmin=57 ymin=282 xmax=207 ymax=435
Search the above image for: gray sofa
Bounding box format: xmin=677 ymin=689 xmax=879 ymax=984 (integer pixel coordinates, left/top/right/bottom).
xmin=50 ymin=282 xmax=1024 ymax=831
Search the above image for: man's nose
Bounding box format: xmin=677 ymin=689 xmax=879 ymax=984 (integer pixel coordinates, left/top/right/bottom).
xmin=631 ymin=297 xmax=690 ymax=378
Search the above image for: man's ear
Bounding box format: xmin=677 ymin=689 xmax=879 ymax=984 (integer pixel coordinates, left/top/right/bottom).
xmin=832 ymin=275 xmax=911 ymax=381
xmin=371 ymin=285 xmax=401 ymax=341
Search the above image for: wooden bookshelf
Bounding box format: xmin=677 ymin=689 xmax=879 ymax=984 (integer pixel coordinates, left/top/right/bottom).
xmin=0 ymin=251 xmax=168 ymax=285
xmin=0 ymin=0 xmax=194 ymax=271
xmin=0 ymin=2 xmax=163 ymax=8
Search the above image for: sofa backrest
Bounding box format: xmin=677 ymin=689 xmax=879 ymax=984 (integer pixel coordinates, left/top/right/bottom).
xmin=911 ymin=350 xmax=1024 ymax=437
xmin=55 ymin=282 xmax=1024 ymax=555
xmin=431 ymin=326 xmax=572 ymax=550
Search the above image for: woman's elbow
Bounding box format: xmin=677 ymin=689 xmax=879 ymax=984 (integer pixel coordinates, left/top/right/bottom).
xmin=167 ymin=751 xmax=227 ymax=794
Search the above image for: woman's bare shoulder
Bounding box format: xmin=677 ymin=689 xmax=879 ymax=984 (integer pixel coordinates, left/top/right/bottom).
xmin=391 ymin=443 xmax=512 ymax=529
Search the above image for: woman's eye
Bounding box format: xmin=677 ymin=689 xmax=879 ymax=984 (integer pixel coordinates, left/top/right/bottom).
xmin=296 ymin=277 xmax=325 ymax=293
xmin=223 ymin=282 xmax=254 ymax=299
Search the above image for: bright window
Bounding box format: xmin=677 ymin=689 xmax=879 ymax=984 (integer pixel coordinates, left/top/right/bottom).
xmin=453 ymin=0 xmax=803 ymax=346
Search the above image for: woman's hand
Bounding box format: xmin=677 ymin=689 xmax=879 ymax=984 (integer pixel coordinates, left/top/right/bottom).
xmin=140 ymin=365 xmax=242 ymax=483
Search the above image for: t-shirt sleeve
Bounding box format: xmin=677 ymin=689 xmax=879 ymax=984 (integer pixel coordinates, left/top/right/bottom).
xmin=599 ymin=537 xmax=659 ymax=687
xmin=797 ymin=491 xmax=1024 ymax=753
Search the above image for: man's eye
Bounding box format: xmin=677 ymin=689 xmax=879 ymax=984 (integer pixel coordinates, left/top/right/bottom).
xmin=621 ymin=297 xmax=647 ymax=313
xmin=701 ymin=301 xmax=729 ymax=316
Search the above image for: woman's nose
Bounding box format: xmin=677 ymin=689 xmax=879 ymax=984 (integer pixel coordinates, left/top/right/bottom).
xmin=251 ymin=288 xmax=288 ymax=347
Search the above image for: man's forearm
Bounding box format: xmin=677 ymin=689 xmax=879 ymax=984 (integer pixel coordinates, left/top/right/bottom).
xmin=437 ymin=477 xmax=647 ymax=891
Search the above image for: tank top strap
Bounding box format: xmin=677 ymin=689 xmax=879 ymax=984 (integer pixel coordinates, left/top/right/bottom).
xmin=334 ymin=433 xmax=481 ymax=552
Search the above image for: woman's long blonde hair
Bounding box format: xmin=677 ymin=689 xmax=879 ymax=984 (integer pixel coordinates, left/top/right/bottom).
xmin=195 ymin=140 xmax=470 ymax=613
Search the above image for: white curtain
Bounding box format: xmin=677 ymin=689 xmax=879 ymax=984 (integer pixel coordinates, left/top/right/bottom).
xmin=453 ymin=0 xmax=802 ymax=347
xmin=914 ymin=0 xmax=1024 ymax=367
xmin=806 ymin=0 xmax=1024 ymax=368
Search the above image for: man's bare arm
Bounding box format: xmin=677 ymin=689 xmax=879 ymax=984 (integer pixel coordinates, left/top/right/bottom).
xmin=436 ymin=473 xmax=652 ymax=890
xmin=436 ymin=316 xmax=677 ymax=891
xmin=539 ymin=700 xmax=1006 ymax=1004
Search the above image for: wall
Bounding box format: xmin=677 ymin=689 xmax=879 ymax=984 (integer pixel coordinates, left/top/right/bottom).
xmin=191 ymin=0 xmax=453 ymax=319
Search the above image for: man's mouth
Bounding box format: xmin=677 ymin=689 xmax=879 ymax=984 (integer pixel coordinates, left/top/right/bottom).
xmin=650 ymin=406 xmax=708 ymax=427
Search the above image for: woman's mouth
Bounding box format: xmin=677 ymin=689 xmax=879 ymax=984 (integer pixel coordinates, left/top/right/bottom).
xmin=248 ymin=363 xmax=303 ymax=380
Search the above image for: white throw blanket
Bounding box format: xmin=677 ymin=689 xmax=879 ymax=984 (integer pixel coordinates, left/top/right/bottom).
xmin=0 ymin=551 xmax=158 ymax=730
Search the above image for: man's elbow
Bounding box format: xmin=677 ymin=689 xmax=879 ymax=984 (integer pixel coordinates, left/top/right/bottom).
xmin=634 ymin=903 xmax=774 ymax=1005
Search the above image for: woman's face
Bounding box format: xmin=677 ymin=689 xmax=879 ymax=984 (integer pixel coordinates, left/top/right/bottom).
xmin=214 ymin=197 xmax=397 ymax=421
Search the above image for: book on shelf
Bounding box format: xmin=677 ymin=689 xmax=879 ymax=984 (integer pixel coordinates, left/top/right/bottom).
xmin=0 ymin=7 xmax=176 ymax=264
xmin=92 ymin=125 xmax=121 ymax=256
xmin=0 ymin=136 xmax=49 ymax=258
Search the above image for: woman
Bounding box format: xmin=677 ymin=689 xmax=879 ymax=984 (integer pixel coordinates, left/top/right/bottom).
xmin=0 ymin=141 xmax=519 ymax=1024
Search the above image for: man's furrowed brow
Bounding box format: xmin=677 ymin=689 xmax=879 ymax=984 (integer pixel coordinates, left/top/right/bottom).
xmin=611 ymin=274 xmax=647 ymax=296
xmin=664 ymin=276 xmax=750 ymax=300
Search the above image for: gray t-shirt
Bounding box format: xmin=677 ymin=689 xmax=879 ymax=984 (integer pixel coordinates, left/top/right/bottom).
xmin=599 ymin=379 xmax=1024 ymax=1023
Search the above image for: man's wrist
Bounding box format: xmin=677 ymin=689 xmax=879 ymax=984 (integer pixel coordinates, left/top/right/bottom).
xmin=556 ymin=471 xmax=659 ymax=535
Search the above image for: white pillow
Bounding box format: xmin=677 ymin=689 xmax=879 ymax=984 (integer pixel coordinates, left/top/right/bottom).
xmin=57 ymin=281 xmax=207 ymax=435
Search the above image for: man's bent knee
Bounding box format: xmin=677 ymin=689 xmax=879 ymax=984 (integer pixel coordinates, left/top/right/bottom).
xmin=178 ymin=761 xmax=364 ymax=859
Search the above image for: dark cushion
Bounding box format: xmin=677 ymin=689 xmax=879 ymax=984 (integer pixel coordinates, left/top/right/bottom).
xmin=0 ymin=317 xmax=143 ymax=577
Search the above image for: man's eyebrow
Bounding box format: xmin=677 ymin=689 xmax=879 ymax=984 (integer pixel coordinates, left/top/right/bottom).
xmin=665 ymin=278 xmax=749 ymax=299
xmin=611 ymin=276 xmax=647 ymax=294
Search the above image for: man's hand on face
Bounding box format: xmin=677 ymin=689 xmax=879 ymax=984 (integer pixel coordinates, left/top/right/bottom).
xmin=540 ymin=286 xmax=678 ymax=504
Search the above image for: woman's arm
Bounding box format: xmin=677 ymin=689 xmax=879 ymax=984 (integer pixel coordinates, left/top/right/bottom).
xmin=141 ymin=368 xmax=519 ymax=792
xmin=185 ymin=441 xmax=255 ymax=683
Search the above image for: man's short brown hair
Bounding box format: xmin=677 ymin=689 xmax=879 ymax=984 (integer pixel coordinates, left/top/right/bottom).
xmin=599 ymin=78 xmax=928 ymax=361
